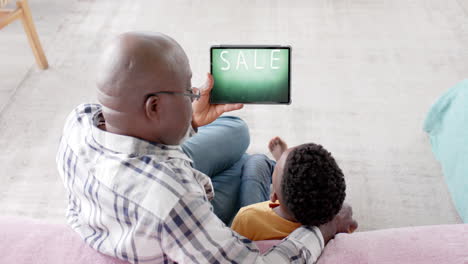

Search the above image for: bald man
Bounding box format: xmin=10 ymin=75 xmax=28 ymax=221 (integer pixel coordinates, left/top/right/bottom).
xmin=93 ymin=31 xmax=258 ymax=225
xmin=57 ymin=32 xmax=356 ymax=263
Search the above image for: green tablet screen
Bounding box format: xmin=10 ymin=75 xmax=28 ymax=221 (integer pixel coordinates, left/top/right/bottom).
xmin=210 ymin=46 xmax=291 ymax=104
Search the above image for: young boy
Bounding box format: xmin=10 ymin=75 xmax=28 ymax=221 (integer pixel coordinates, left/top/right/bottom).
xmin=232 ymin=137 xmax=356 ymax=241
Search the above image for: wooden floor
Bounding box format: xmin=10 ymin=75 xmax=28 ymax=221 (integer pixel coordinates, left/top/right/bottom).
xmin=0 ymin=0 xmax=466 ymax=230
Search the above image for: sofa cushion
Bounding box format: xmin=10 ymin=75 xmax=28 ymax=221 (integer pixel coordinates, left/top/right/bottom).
xmin=0 ymin=217 xmax=128 ymax=264
xmin=0 ymin=216 xmax=276 ymax=263
xmin=1 ymin=217 xmax=467 ymax=263
xmin=317 ymin=224 xmax=468 ymax=264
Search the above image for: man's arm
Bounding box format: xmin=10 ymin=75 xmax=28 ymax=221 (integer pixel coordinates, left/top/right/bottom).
xmin=160 ymin=192 xmax=356 ymax=263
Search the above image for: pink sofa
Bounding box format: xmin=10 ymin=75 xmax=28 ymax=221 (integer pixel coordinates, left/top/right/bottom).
xmin=317 ymin=224 xmax=468 ymax=264
xmin=1 ymin=216 xmax=467 ymax=263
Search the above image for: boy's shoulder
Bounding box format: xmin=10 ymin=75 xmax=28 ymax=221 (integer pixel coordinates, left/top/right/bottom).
xmin=237 ymin=201 xmax=272 ymax=217
xmin=232 ymin=201 xmax=288 ymax=241
xmin=232 ymin=201 xmax=274 ymax=228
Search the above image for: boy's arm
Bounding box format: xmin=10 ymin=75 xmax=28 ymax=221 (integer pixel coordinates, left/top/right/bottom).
xmin=319 ymin=203 xmax=358 ymax=243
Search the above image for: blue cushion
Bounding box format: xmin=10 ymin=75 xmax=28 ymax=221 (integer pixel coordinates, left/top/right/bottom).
xmin=424 ymin=80 xmax=468 ymax=223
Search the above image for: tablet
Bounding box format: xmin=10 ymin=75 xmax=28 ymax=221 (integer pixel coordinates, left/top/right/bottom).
xmin=210 ymin=45 xmax=291 ymax=104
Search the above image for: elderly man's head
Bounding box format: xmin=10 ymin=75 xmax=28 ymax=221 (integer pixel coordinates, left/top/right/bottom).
xmin=96 ymin=32 xmax=193 ymax=145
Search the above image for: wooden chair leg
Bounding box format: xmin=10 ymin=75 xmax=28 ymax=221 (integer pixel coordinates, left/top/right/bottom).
xmin=17 ymin=0 xmax=48 ymax=69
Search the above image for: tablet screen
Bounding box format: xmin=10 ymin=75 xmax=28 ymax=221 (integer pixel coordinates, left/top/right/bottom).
xmin=210 ymin=46 xmax=291 ymax=104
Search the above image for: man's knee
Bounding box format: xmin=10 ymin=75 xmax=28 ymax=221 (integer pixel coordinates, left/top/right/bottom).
xmin=218 ymin=116 xmax=249 ymax=133
xmin=218 ymin=116 xmax=250 ymax=150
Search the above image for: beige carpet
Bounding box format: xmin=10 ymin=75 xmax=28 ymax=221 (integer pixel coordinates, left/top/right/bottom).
xmin=1 ymin=0 xmax=465 ymax=230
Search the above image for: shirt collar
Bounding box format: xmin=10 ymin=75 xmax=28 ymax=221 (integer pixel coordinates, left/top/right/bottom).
xmin=91 ymin=110 xmax=192 ymax=163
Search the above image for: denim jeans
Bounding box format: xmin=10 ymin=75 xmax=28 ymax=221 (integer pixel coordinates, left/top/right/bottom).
xmin=181 ymin=116 xmax=275 ymax=225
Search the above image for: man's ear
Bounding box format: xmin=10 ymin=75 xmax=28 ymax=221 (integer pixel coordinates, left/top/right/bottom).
xmin=270 ymin=191 xmax=278 ymax=203
xmin=144 ymin=95 xmax=159 ymax=120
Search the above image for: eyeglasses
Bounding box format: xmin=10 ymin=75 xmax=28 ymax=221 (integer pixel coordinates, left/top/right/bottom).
xmin=146 ymin=88 xmax=201 ymax=102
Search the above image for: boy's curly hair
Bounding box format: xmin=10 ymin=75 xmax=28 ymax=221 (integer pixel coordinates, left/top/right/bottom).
xmin=281 ymin=143 xmax=346 ymax=226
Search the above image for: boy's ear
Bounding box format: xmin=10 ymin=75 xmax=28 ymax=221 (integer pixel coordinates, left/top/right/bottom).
xmin=270 ymin=192 xmax=278 ymax=203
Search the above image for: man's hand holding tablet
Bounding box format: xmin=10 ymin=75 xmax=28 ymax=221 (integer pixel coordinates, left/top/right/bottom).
xmin=192 ymin=73 xmax=244 ymax=129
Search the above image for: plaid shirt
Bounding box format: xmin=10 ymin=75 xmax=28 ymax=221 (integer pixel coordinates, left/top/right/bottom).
xmin=56 ymin=103 xmax=325 ymax=264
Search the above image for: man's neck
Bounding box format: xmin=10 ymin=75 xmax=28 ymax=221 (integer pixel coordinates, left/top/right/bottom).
xmin=97 ymin=123 xmax=106 ymax=131
xmin=99 ymin=121 xmax=128 ymax=135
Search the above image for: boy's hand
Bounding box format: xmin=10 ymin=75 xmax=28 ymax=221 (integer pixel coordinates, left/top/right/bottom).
xmin=319 ymin=203 xmax=358 ymax=244
xmin=334 ymin=203 xmax=358 ymax=234
xmin=191 ymin=73 xmax=243 ymax=129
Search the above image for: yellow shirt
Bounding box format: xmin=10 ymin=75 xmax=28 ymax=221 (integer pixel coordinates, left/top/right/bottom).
xmin=231 ymin=201 xmax=301 ymax=241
